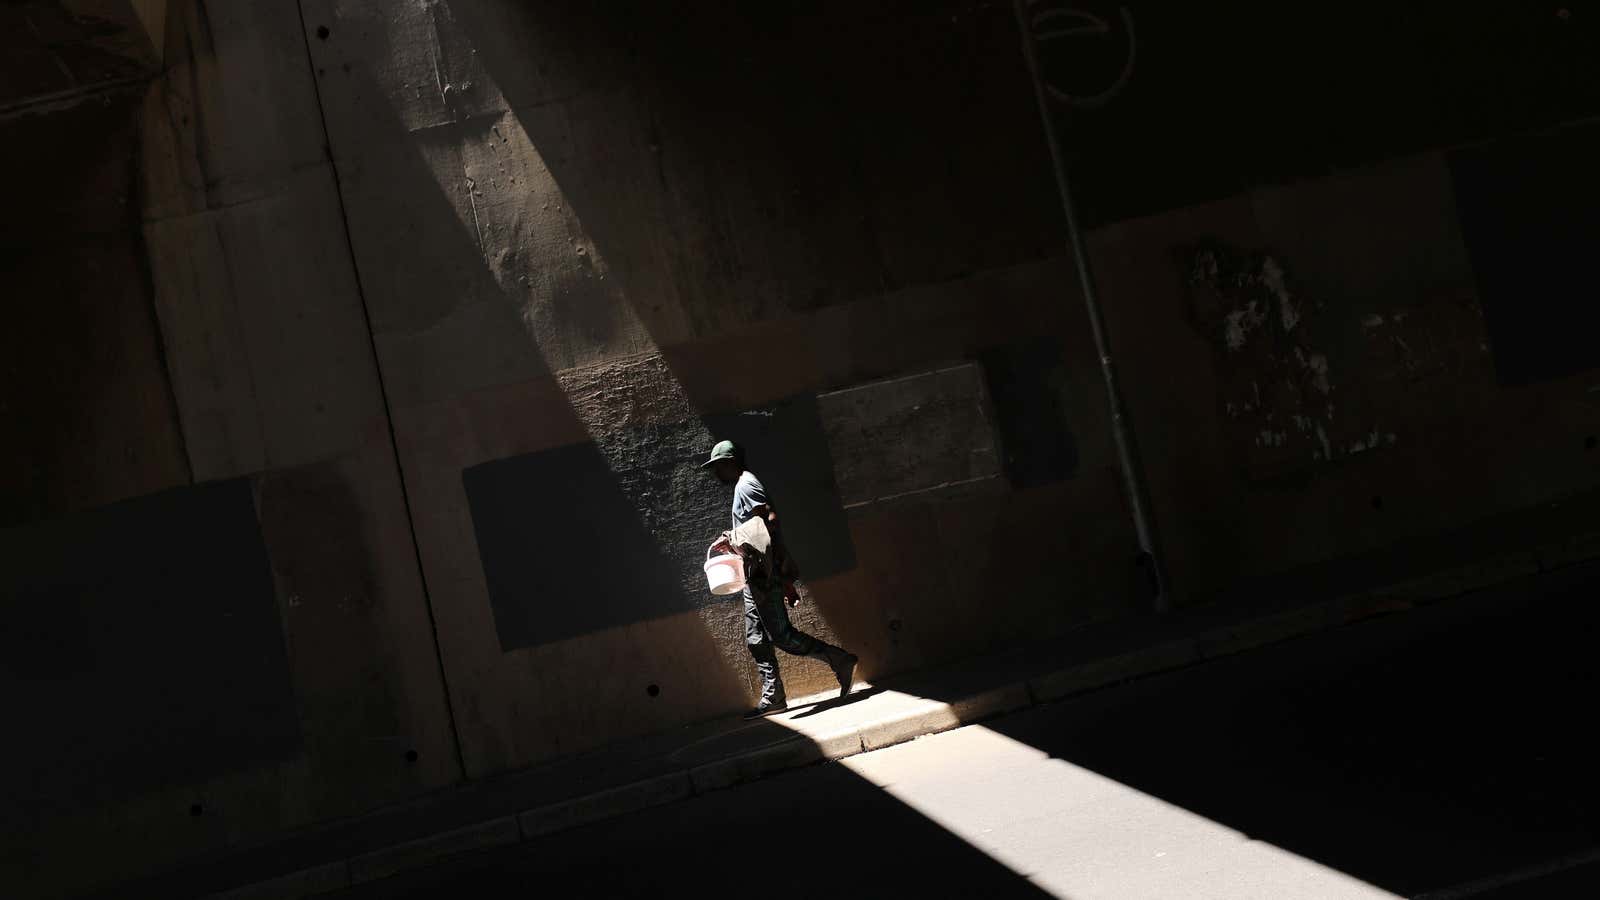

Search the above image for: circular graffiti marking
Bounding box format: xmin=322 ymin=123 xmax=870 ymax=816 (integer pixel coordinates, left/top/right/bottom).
xmin=1029 ymin=1 xmax=1137 ymax=109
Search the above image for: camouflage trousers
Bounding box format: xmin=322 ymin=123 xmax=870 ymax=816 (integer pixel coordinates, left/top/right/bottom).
xmin=743 ymin=578 xmax=831 ymax=706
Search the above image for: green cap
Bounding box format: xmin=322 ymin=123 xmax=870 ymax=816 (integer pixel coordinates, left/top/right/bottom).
xmin=699 ymin=439 xmax=740 ymax=468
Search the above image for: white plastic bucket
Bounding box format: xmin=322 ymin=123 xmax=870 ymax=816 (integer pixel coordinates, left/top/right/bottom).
xmin=704 ymin=545 xmax=746 ymax=595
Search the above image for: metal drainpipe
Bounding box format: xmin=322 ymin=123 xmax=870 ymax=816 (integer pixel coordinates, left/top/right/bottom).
xmin=1011 ymin=0 xmax=1171 ymax=612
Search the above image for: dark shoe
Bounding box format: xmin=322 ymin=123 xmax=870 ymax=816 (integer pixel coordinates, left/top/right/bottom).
xmin=744 ymin=701 xmax=788 ymax=719
xmin=829 ymin=648 xmax=858 ymax=697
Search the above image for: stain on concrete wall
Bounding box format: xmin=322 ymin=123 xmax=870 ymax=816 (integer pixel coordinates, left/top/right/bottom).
xmin=981 ymin=339 xmax=1083 ymax=489
xmin=819 ymin=362 xmax=1003 ymax=509
xmin=1094 ymin=149 xmax=1592 ymax=611
xmin=465 ymin=441 xmax=689 ymax=652
xmin=2 ymin=479 xmax=300 ymax=812
xmin=1181 ymin=242 xmax=1349 ymax=478
xmin=1451 ymin=122 xmax=1600 ymax=386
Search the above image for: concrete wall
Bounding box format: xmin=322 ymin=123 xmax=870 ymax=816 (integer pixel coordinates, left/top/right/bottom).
xmin=1033 ymin=0 xmax=1600 ymax=601
xmin=5 ymin=3 xmax=456 ymax=896
xmin=5 ymin=1 xmax=1600 ymax=895
xmin=293 ymin=0 xmax=1122 ymax=784
xmin=1092 ymin=149 xmax=1600 ymax=605
xmin=1 ymin=1 xmax=163 ymax=114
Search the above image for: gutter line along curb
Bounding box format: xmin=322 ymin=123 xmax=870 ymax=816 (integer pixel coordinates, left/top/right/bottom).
xmin=209 ymin=546 xmax=1577 ymax=897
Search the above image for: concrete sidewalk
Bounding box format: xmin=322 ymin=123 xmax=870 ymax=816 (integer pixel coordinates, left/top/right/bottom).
xmin=102 ymin=542 xmax=1596 ymax=900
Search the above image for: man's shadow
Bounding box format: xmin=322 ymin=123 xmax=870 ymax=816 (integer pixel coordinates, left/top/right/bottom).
xmin=786 ymin=685 xmax=885 ymax=719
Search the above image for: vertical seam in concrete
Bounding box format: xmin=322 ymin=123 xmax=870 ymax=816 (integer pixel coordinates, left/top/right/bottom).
xmin=291 ymin=0 xmax=468 ymax=782
xmin=130 ymin=99 xmax=197 ymax=486
xmin=211 ymin=217 xmax=272 ymax=468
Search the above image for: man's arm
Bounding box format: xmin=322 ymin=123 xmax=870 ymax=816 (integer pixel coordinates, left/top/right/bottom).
xmin=748 ymin=504 xmax=792 ymax=566
xmin=750 ymin=503 xmax=802 ymax=605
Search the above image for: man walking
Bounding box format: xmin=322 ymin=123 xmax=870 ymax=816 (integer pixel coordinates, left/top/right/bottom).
xmin=701 ymin=440 xmax=857 ymax=718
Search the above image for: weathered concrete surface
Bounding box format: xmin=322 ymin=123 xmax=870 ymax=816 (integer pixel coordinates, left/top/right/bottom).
xmin=819 ymin=363 xmax=1004 ymax=510
xmin=1451 ymin=124 xmax=1600 ymax=385
xmin=13 ymin=3 xmax=1600 ymax=896
xmin=1091 ymin=151 xmax=1600 ymax=606
xmin=298 ymin=0 xmax=1126 ymax=786
xmin=0 ymin=93 xmax=191 ymax=530
xmin=4 ymin=3 xmax=455 ymax=897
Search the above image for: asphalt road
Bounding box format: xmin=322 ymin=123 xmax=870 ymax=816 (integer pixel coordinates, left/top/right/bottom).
xmin=331 ymin=562 xmax=1600 ymax=898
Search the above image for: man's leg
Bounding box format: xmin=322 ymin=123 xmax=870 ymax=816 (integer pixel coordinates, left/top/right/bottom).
xmin=744 ymin=586 xmax=786 ymax=716
xmin=750 ymin=581 xmax=858 ymax=697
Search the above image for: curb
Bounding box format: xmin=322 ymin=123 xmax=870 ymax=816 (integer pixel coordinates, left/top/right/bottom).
xmin=208 ymin=546 xmax=1590 ymax=898
xmin=517 ymin=771 xmax=693 ymax=840
xmin=208 ymin=861 xmax=350 ymax=900
xmin=346 ymin=817 xmax=519 ymax=886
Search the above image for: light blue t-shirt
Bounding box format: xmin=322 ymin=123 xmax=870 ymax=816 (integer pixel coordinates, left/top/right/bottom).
xmin=731 ymin=471 xmax=768 ymax=532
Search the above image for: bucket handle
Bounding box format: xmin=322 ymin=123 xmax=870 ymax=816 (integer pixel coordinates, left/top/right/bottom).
xmin=707 ymin=536 xmax=736 ymax=562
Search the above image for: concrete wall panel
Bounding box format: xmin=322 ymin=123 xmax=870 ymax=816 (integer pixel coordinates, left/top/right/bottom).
xmin=3 ymin=479 xmax=299 ymax=812
xmin=138 ymin=1 xmax=461 ymax=845
xmin=0 ymin=92 xmax=191 ymax=529
xmin=1450 ymin=123 xmax=1600 ymax=385
xmin=1092 ymin=151 xmax=1600 ymax=604
xmin=145 ymin=163 xmax=387 ymax=479
xmin=5 ymin=2 xmax=459 ymax=894
xmin=819 ymin=363 xmax=1004 ymax=510
xmin=140 ymin=0 xmax=327 ymax=221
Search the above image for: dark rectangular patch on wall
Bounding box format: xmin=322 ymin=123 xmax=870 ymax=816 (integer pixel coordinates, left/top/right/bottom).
xmin=1451 ymin=124 xmax=1600 ymax=385
xmin=465 ymin=441 xmax=693 ymax=652
xmin=704 ymin=395 xmax=856 ymax=581
xmin=980 ymin=339 xmax=1080 ymax=488
xmin=1 ymin=479 xmax=300 ymax=809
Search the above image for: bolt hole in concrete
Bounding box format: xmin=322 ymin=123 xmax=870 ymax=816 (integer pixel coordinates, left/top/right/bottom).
xmin=1372 ymin=496 xmax=1385 ymax=511
xmin=405 ymin=749 xmax=419 ymax=763
xmin=646 ymin=684 xmax=661 ymax=698
xmin=316 ymin=25 xmax=330 ymax=40
xmin=1586 ymin=435 xmax=1597 ymax=451
xmin=189 ymin=803 xmax=203 ymax=817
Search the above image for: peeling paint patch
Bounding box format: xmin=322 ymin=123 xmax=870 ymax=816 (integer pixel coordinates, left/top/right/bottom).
xmin=1224 ymin=302 xmax=1265 ymax=351
xmin=1306 ymin=353 xmax=1331 ymax=395
xmin=1263 ymin=257 xmax=1300 ymax=333
xmin=1184 ymin=242 xmax=1358 ymax=476
xmin=1348 ymin=428 xmax=1397 ymax=455
xmin=1314 ymin=421 xmax=1332 ymax=461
